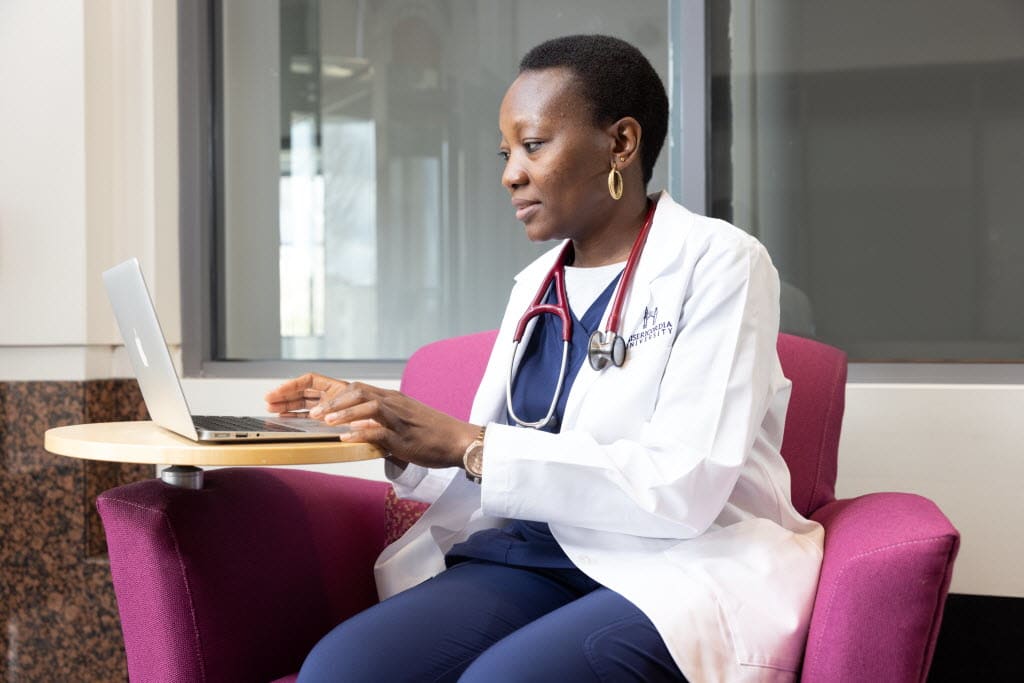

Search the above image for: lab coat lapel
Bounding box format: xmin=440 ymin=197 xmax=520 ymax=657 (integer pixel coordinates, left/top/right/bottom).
xmin=562 ymin=192 xmax=690 ymax=426
xmin=613 ymin=193 xmax=691 ymax=347
xmin=476 ymin=193 xmax=691 ymax=430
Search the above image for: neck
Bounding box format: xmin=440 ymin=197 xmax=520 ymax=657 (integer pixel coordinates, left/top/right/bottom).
xmin=571 ymin=194 xmax=651 ymax=267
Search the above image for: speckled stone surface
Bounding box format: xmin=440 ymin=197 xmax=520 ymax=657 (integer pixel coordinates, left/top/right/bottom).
xmin=0 ymin=379 xmax=152 ymax=682
xmin=384 ymin=487 xmax=429 ymax=545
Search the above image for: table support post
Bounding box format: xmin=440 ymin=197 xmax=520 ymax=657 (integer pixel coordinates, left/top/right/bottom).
xmin=160 ymin=465 xmax=204 ymax=489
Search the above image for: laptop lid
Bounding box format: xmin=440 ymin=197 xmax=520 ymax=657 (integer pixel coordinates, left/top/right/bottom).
xmin=103 ymin=258 xmax=200 ymax=440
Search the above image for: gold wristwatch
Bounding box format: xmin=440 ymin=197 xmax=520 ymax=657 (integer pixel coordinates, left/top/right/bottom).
xmin=462 ymin=426 xmax=486 ymax=484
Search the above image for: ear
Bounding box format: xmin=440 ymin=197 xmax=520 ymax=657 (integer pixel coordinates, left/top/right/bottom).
xmin=606 ymin=116 xmax=643 ymax=170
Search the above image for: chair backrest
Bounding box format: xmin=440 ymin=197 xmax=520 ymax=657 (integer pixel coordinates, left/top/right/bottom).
xmin=400 ymin=329 xmax=499 ymax=421
xmin=400 ymin=330 xmax=846 ymax=517
xmin=776 ymin=333 xmax=846 ymax=516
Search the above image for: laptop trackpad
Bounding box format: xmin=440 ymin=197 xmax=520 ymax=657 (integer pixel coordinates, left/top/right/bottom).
xmin=268 ymin=417 xmax=351 ymax=434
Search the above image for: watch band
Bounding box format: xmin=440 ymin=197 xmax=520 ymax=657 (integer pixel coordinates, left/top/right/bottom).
xmin=462 ymin=425 xmax=486 ymax=484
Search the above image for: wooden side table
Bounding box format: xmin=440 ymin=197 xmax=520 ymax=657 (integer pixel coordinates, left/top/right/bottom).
xmin=45 ymin=421 xmax=382 ymax=488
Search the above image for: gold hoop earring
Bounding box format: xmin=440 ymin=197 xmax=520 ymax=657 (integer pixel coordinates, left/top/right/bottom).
xmin=607 ymin=165 xmax=624 ymax=201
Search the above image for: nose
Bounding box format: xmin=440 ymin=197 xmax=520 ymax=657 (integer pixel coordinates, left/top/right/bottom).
xmin=501 ymin=155 xmax=528 ymax=192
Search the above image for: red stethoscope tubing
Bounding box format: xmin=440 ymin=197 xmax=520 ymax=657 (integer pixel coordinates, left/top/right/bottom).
xmin=506 ymin=200 xmax=657 ymax=428
xmin=605 ymin=200 xmax=657 ymax=336
xmin=512 ymin=245 xmax=574 ymax=343
xmin=512 ymin=199 xmax=657 ymax=347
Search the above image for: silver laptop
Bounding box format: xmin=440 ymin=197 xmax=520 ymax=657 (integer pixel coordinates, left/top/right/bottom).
xmin=103 ymin=258 xmax=349 ymax=442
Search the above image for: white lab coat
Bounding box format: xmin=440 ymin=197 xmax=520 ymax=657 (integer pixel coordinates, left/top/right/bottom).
xmin=375 ymin=192 xmax=824 ymax=682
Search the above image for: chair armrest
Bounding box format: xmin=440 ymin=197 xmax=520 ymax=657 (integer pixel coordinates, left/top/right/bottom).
xmin=801 ymin=493 xmax=959 ymax=683
xmin=97 ymin=468 xmax=389 ymax=683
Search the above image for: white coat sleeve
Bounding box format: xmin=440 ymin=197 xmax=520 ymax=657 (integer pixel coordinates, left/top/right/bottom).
xmin=479 ymin=237 xmax=781 ymax=539
xmin=385 ymin=461 xmax=459 ymax=504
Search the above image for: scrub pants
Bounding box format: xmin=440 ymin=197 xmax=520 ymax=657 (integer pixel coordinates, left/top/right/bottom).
xmin=297 ymin=560 xmax=687 ymax=682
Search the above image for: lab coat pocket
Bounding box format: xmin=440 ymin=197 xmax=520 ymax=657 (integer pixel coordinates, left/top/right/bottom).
xmin=688 ymin=519 xmax=813 ymax=672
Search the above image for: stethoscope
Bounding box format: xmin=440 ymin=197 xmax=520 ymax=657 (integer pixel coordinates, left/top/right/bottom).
xmin=506 ymin=200 xmax=658 ymax=428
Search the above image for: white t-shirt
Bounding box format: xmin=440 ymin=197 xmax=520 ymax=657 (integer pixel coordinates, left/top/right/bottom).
xmin=563 ymin=261 xmax=625 ymax=319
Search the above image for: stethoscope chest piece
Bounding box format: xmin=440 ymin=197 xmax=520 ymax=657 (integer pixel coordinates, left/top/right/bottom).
xmin=588 ymin=330 xmax=626 ymax=371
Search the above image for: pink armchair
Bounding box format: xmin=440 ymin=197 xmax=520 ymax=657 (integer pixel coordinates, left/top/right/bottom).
xmin=97 ymin=332 xmax=959 ymax=682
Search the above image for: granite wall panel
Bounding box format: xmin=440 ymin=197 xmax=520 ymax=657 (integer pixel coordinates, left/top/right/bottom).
xmin=0 ymin=379 xmax=151 ymax=681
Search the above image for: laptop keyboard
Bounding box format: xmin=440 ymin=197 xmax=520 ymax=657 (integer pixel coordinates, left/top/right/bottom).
xmin=192 ymin=416 xmax=302 ymax=433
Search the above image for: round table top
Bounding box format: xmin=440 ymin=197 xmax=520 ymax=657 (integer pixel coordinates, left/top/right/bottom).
xmin=44 ymin=421 xmax=383 ymax=466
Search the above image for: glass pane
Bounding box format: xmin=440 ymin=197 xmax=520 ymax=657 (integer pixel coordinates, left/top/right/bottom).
xmin=709 ymin=0 xmax=1024 ymax=361
xmin=218 ymin=0 xmax=672 ymax=361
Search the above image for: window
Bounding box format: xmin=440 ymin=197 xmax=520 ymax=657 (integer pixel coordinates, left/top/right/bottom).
xmin=708 ymin=0 xmax=1024 ymax=362
xmin=182 ymin=1 xmax=1023 ymax=378
xmin=187 ymin=0 xmax=680 ymax=374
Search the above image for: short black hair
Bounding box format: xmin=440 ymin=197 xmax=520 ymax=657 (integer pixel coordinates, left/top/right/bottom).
xmin=519 ymin=34 xmax=669 ymax=186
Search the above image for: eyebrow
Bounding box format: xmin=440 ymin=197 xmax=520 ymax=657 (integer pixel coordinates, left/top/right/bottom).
xmin=498 ymin=116 xmax=543 ymax=139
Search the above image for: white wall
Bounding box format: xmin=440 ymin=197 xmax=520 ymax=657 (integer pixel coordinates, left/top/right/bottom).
xmin=0 ymin=1 xmax=88 ymax=349
xmin=838 ymin=385 xmax=1024 ymax=598
xmin=0 ymin=0 xmax=1019 ymax=600
xmin=0 ymin=0 xmax=179 ymax=381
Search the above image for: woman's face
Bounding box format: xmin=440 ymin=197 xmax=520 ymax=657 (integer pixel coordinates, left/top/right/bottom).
xmin=498 ymin=68 xmax=614 ymax=243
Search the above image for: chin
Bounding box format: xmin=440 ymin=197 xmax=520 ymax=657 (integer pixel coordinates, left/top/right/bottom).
xmin=524 ymin=229 xmax=562 ymax=245
xmin=522 ymin=222 xmax=551 ymax=243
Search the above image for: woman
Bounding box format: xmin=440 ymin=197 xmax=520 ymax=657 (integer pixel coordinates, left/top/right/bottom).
xmin=266 ymin=35 xmax=823 ymax=682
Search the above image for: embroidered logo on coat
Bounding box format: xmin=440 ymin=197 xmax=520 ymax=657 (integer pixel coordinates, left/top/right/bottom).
xmin=628 ymin=306 xmax=673 ymax=349
xmin=642 ymin=306 xmax=658 ymax=329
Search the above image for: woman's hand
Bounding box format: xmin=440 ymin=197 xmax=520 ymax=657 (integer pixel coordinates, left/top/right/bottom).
xmin=316 ymin=382 xmax=479 ymax=470
xmin=264 ymin=373 xmax=347 ymax=416
xmin=267 ymin=375 xmax=479 ymax=471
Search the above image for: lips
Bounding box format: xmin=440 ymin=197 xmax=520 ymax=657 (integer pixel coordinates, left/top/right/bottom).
xmin=511 ymin=198 xmax=540 ymax=222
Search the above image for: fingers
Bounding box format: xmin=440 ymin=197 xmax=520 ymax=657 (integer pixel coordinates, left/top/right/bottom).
xmin=340 ymin=423 xmax=391 ymax=450
xmin=309 ymin=382 xmax=381 ymax=421
xmin=264 ymin=373 xmax=313 ymax=402
xmin=322 ymin=388 xmax=471 ymax=470
xmin=265 ymin=374 xmax=347 ymax=414
xmin=265 ymin=373 xmax=345 ymax=400
xmin=349 ymin=419 xmax=383 ymax=430
xmin=267 ymin=389 xmax=326 ymax=413
xmin=338 ymin=417 xmax=395 ymax=460
xmin=266 ymin=397 xmax=320 ymax=414
xmin=319 ymin=396 xmax=383 ymax=427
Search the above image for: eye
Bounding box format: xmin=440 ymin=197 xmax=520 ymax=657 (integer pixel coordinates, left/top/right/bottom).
xmin=523 ymin=140 xmax=543 ymax=154
xmin=497 ymin=149 xmax=510 ymax=162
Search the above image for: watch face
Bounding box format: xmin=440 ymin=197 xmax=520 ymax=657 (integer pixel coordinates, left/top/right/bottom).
xmin=466 ymin=443 xmax=484 ymax=477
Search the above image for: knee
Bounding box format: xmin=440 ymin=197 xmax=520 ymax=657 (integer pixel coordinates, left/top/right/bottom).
xmin=297 ymin=618 xmax=388 ymax=683
xmin=459 ymin=633 xmax=596 ymax=682
xmin=582 ymin=616 xmax=684 ymax=682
